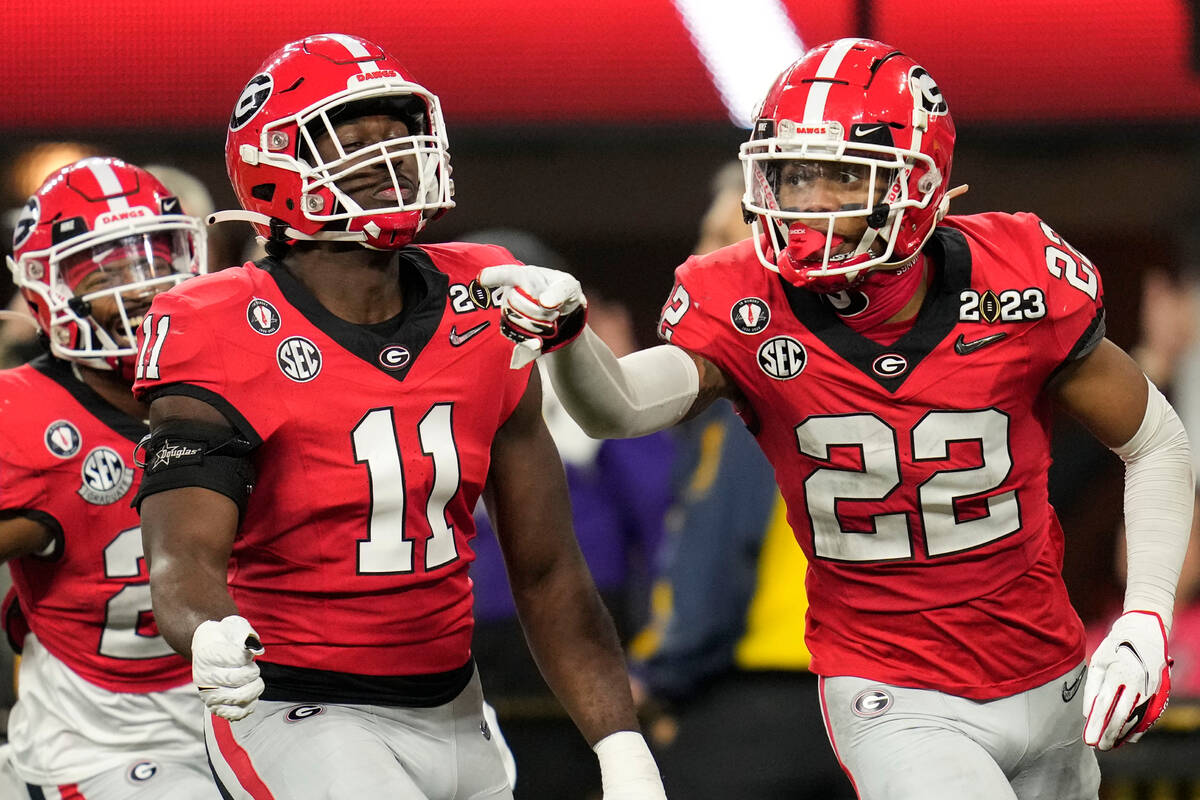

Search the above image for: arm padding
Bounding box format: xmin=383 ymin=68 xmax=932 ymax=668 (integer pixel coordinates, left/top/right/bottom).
xmin=1113 ymin=377 xmax=1195 ymax=631
xmin=545 ymin=326 xmax=700 ymax=439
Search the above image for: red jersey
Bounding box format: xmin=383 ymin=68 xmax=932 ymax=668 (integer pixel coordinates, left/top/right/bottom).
xmin=660 ymin=213 xmax=1103 ymax=699
xmin=0 ymin=356 xmax=191 ymax=692
xmin=132 ymin=245 xmax=530 ymax=677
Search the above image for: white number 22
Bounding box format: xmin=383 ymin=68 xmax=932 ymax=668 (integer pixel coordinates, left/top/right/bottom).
xmin=796 ymin=409 xmax=1019 ymax=562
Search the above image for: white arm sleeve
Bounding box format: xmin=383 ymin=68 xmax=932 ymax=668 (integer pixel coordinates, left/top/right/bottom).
xmin=544 ymin=326 xmax=701 ymax=439
xmin=1113 ymin=377 xmax=1195 ymax=631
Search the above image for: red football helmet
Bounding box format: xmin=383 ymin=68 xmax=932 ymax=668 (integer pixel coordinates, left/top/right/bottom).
xmin=740 ymin=38 xmax=958 ymax=291
xmin=219 ymin=33 xmax=454 ymax=250
xmin=7 ymin=157 xmax=205 ymax=378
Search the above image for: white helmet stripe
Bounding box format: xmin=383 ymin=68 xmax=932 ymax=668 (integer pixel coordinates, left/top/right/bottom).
xmin=327 ymin=33 xmax=380 ymax=74
xmin=87 ymin=160 xmax=130 ymax=212
xmin=802 ymin=37 xmax=862 ymax=124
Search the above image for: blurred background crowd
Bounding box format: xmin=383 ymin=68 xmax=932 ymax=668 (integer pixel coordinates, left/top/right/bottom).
xmin=2 ymin=1 xmax=1200 ymax=798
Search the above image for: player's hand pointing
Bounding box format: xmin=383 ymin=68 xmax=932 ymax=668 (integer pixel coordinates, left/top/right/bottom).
xmin=478 ymin=264 xmax=588 ymax=368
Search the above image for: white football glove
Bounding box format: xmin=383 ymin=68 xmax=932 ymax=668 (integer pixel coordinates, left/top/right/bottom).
xmin=192 ymin=614 xmax=266 ymax=722
xmin=594 ymin=731 xmax=668 ymax=800
xmin=477 ymin=265 xmax=588 ymax=369
xmin=1082 ymin=610 xmax=1172 ymax=750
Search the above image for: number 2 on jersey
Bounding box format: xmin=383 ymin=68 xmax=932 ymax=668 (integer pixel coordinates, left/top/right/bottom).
xmin=100 ymin=527 xmax=175 ymax=659
xmin=352 ymin=404 xmax=461 ymax=574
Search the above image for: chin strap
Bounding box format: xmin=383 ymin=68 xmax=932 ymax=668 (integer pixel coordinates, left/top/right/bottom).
xmin=938 ymin=184 xmax=970 ymax=220
xmin=205 ymin=210 xmax=364 ymax=244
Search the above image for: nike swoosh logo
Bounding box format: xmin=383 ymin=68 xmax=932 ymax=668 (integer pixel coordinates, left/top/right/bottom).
xmin=1062 ymin=666 xmax=1086 ymax=702
xmin=855 ymin=125 xmax=884 ymax=137
xmin=954 ymin=332 xmax=1007 ymax=356
xmin=449 ymin=320 xmax=490 ymax=347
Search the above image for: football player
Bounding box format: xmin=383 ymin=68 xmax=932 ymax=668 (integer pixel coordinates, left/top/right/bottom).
xmin=1 ymin=157 xmax=212 ymax=797
xmin=480 ymin=39 xmax=1194 ymax=799
xmin=131 ymin=34 xmax=665 ymax=800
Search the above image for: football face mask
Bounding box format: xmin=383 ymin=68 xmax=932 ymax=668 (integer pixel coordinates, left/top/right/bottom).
xmin=744 ymin=149 xmax=905 ymax=290
xmin=59 ymin=230 xmax=197 ymax=354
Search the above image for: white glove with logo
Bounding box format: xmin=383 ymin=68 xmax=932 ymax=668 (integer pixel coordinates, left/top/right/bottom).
xmin=1082 ymin=610 xmax=1172 ymax=750
xmin=594 ymin=731 xmax=668 ymax=800
xmin=477 ymin=265 xmax=588 ymax=369
xmin=192 ymin=614 xmax=266 ymax=721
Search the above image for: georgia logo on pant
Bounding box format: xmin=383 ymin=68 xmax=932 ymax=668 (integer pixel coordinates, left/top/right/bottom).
xmin=127 ymin=760 xmax=159 ymax=783
xmin=851 ymin=688 xmax=893 ymax=718
xmin=285 ymin=704 xmax=327 ymax=723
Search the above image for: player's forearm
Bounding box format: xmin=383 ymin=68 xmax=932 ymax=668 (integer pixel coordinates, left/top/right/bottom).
xmin=149 ymin=558 xmax=240 ymax=661
xmin=142 ymin=490 xmax=241 ymax=659
xmin=511 ymin=562 xmax=641 ymax=745
xmin=545 ymin=326 xmax=700 ymax=439
xmin=1115 ymin=377 xmax=1195 ymax=630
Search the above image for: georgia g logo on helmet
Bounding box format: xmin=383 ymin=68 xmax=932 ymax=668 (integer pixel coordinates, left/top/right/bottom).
xmin=230 ymin=74 xmax=273 ymax=132
xmin=909 ymin=67 xmax=948 ymax=116
xmin=12 ymin=197 xmax=39 ymax=252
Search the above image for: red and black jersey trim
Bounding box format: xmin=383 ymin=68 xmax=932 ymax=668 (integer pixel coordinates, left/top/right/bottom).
xmin=260 ymin=248 xmax=449 ymax=382
xmin=780 ymin=226 xmax=971 ymax=393
xmin=30 ymin=354 xmax=148 ymax=443
xmin=1046 ymin=307 xmax=1106 ymax=385
xmin=258 ymin=656 xmax=475 ymax=708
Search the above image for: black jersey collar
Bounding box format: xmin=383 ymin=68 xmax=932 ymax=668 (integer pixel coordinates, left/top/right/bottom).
xmin=779 ymin=227 xmax=972 ymax=393
xmin=262 ymin=247 xmax=448 ymax=382
xmin=29 ymin=355 xmax=148 ymax=443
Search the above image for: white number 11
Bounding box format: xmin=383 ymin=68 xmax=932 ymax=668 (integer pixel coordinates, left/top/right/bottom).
xmin=351 ymin=404 xmax=461 ymax=574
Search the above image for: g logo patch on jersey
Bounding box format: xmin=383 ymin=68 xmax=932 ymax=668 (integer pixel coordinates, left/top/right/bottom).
xmin=851 ymin=688 xmax=893 ymax=718
xmin=872 ymin=353 xmax=908 ymax=377
xmin=731 ymin=297 xmax=770 ymax=334
xmin=285 ymin=704 xmax=326 ymax=723
xmin=44 ymin=420 xmax=82 ymax=458
xmin=757 ymin=336 xmax=807 ymax=380
xmin=277 ymin=336 xmax=322 ymax=382
xmin=230 ymin=74 xmax=273 ymax=131
xmin=127 ymin=760 xmax=159 ymax=783
xmin=378 ymin=344 xmax=411 ymax=370
xmin=78 ymin=447 xmax=134 ymax=505
xmin=247 ymin=298 xmax=282 ymax=335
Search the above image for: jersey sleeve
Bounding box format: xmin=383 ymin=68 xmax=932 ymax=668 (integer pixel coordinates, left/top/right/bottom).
xmin=0 ymin=432 xmax=46 ymax=511
xmin=131 ymin=278 xmax=261 ymax=441
xmin=656 ymin=255 xmax=727 ymax=362
xmin=0 ymin=377 xmax=51 ymax=512
xmin=1016 ymin=213 xmax=1107 ymax=372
